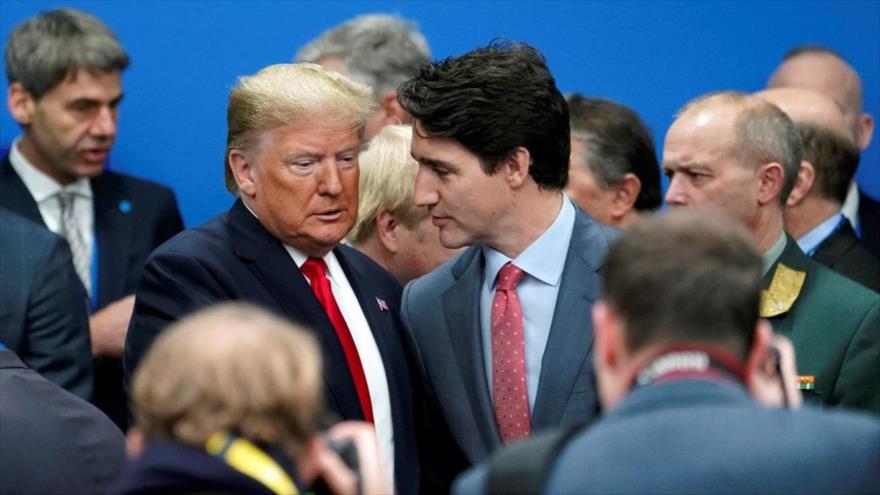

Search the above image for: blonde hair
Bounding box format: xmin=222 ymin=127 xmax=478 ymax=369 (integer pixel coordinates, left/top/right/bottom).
xmin=132 ymin=303 xmax=323 ymax=457
xmin=349 ymin=124 xmax=427 ymax=244
xmin=224 ymin=63 xmax=375 ymax=193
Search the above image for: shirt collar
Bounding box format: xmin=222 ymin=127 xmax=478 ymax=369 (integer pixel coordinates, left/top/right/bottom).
xmin=796 ymin=213 xmax=843 ymax=257
xmin=762 ymin=231 xmax=787 ymax=276
xmin=483 ymin=194 xmax=575 ymax=290
xmin=9 ymin=138 xmax=92 ymax=202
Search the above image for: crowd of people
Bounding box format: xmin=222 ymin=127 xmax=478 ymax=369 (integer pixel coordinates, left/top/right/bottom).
xmin=0 ymin=7 xmax=878 ymax=495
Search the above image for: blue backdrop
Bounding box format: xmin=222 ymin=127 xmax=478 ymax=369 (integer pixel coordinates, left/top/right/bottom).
xmin=1 ymin=0 xmax=878 ymax=227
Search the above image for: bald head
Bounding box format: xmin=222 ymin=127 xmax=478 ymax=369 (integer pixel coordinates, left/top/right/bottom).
xmin=756 ymin=87 xmax=853 ymax=143
xmin=767 ymin=48 xmax=873 ymax=149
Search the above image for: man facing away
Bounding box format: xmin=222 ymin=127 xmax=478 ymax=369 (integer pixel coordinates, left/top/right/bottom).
xmin=767 ymin=45 xmax=880 ymax=256
xmin=296 ymin=14 xmax=431 ymax=140
xmin=454 ymin=209 xmax=880 ymax=495
xmin=396 ymin=41 xmax=617 ymax=491
xmin=663 ymin=91 xmax=880 ymax=412
xmin=1 ymin=8 xmax=184 ymax=427
xmin=564 ymin=94 xmax=662 ymax=228
xmin=756 ymin=87 xmax=880 ymax=292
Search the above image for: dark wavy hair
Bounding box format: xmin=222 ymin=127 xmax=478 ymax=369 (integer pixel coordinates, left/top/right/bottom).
xmin=397 ymin=40 xmax=569 ymax=189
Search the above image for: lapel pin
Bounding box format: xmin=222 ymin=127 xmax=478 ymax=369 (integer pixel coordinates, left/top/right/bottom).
xmin=797 ymin=375 xmax=815 ymax=391
xmin=118 ymin=199 xmax=132 ymax=214
xmin=376 ymin=297 xmax=389 ymax=312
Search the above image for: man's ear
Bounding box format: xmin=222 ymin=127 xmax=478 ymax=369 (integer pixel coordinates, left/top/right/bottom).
xmin=503 ymin=146 xmax=532 ymax=189
xmin=8 ymin=82 xmax=36 ymax=126
xmin=757 ymin=162 xmax=785 ymax=206
xmin=609 ymin=173 xmax=641 ymax=220
xmin=857 ymin=112 xmax=874 ymax=151
xmin=593 ymin=300 xmax=622 ymax=371
xmin=377 ymin=90 xmax=409 ymax=127
xmin=744 ymin=319 xmax=773 ymax=384
xmin=228 ymin=149 xmax=257 ymax=197
xmin=375 ymin=209 xmax=400 ymax=254
xmin=785 ymin=161 xmax=815 ymax=207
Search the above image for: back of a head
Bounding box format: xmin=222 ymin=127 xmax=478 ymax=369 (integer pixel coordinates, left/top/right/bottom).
xmin=397 ymin=40 xmax=570 ymax=189
xmin=5 ymin=8 xmax=129 ymax=98
xmin=224 ymin=63 xmax=375 ymax=193
xmin=567 ymin=94 xmax=662 ymax=211
xmin=296 ymin=14 xmax=430 ymax=95
xmin=678 ymin=92 xmax=803 ymax=205
xmin=350 ymin=124 xmax=422 ymax=245
xmin=132 ymin=303 xmax=323 ymax=457
xmin=603 ymin=209 xmax=762 ymax=360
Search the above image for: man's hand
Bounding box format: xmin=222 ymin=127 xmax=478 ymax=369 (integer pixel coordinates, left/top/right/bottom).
xmin=89 ymin=295 xmax=135 ymax=357
xmin=749 ymin=324 xmax=803 ymax=409
xmin=303 ymin=421 xmax=393 ymax=495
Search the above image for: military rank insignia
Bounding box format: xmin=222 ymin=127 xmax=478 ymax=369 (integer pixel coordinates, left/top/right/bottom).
xmin=760 ymin=263 xmax=806 ymax=318
xmin=797 ymin=375 xmax=815 ymax=391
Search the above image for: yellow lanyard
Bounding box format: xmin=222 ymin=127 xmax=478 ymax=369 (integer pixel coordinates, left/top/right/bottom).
xmin=205 ymin=431 xmax=300 ymax=495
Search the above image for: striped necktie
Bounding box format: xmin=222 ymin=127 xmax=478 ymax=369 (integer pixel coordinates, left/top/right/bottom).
xmin=56 ymin=190 xmax=91 ymax=295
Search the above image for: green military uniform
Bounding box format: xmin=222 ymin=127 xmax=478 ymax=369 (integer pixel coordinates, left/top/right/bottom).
xmin=762 ymin=235 xmax=880 ymax=414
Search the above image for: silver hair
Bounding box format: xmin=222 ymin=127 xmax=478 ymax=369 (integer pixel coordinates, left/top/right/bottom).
xmin=5 ymin=8 xmax=129 ymax=98
xmin=295 ymin=14 xmax=430 ymax=95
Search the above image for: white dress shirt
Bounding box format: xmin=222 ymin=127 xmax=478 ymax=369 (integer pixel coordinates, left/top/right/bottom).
xmin=9 ymin=139 xmax=94 ymax=280
xmin=283 ymin=244 xmax=395 ymax=488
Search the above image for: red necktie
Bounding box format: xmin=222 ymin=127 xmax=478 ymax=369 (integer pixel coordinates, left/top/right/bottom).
xmin=491 ymin=262 xmax=530 ymax=443
xmin=301 ymin=257 xmax=374 ymax=423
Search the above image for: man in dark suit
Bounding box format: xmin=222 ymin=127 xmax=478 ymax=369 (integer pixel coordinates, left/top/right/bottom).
xmin=125 ymin=63 xmax=417 ymax=494
xmin=767 ymin=45 xmax=880 ymax=256
xmin=664 ymin=92 xmax=880 ymax=413
xmin=0 ymin=345 xmax=126 ymax=495
xmin=1 ymin=8 xmax=183 ymax=428
xmin=757 ymin=87 xmax=880 ymax=293
xmin=395 ymin=42 xmax=617 ymax=491
xmin=455 ymin=210 xmax=880 ymax=495
xmin=0 ymin=209 xmax=92 ymax=399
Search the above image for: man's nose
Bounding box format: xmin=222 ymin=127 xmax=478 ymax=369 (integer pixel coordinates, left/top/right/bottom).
xmin=90 ymin=106 xmax=117 ymax=138
xmin=412 ymin=168 xmax=439 ymax=207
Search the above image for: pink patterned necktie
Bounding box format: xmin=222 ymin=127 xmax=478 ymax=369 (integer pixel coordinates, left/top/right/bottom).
xmin=491 ymin=262 xmax=530 ymax=443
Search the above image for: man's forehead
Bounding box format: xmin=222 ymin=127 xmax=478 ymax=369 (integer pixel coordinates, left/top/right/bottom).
xmin=770 ymin=54 xmax=859 ymax=111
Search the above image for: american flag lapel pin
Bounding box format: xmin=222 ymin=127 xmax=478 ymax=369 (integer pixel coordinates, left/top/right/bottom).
xmin=376 ymin=297 xmax=389 ymax=312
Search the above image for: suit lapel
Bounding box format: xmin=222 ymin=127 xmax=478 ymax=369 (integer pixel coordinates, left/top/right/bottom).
xmin=443 ymin=248 xmax=501 ymax=451
xmin=0 ymin=156 xmax=44 ymax=225
xmin=91 ymin=174 xmax=135 ymax=308
xmin=532 ymin=211 xmax=604 ymax=427
xmin=227 ymin=200 xmax=363 ymax=419
xmin=813 ymin=222 xmax=857 ymax=268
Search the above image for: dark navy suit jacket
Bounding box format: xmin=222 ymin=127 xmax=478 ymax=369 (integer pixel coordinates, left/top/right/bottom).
xmin=0 ymin=348 xmax=126 ymax=495
xmin=124 ymin=199 xmax=418 ymax=494
xmin=455 ymin=378 xmax=880 ymax=495
xmin=0 ymin=153 xmax=184 ymax=428
xmin=0 ymin=209 xmax=92 ymax=399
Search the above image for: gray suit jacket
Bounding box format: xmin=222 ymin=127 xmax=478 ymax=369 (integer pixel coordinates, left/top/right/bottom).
xmin=0 ymin=209 xmax=93 ymax=400
xmin=401 ymin=206 xmax=616 ymax=481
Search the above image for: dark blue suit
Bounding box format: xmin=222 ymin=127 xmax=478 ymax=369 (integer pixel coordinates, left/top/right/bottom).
xmin=124 ymin=199 xmax=418 ymax=494
xmin=0 ymin=154 xmax=184 ymax=427
xmin=0 ymin=348 xmax=126 ymax=495
xmin=454 ymin=378 xmax=880 ymax=495
xmin=401 ymin=205 xmax=617 ymax=491
xmin=0 ymin=209 xmax=92 ymax=399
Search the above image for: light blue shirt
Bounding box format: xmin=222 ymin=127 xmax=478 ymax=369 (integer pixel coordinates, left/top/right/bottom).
xmin=480 ymin=195 xmax=575 ymax=413
xmin=796 ymin=213 xmax=844 ymax=257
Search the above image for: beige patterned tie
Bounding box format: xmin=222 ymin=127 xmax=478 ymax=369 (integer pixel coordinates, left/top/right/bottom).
xmin=57 ymin=191 xmax=91 ymax=295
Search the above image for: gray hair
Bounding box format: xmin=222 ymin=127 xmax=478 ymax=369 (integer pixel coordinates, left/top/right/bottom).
xmin=678 ymin=92 xmax=803 ymax=205
xmin=295 ymin=14 xmax=430 ymax=95
xmin=5 ymin=8 xmax=129 ymax=98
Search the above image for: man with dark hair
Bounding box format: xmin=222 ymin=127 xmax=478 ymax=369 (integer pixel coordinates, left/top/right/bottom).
xmin=1 ymin=8 xmax=184 ymax=428
xmin=454 ymin=210 xmax=880 ymax=495
xmin=397 ymin=41 xmax=617 ymax=490
xmin=767 ymin=45 xmax=880 ymax=256
xmin=664 ymin=91 xmax=880 ymax=413
xmin=565 ymin=94 xmax=662 ymax=227
xmin=757 ymin=87 xmax=880 ymax=292
xmin=296 ymin=13 xmax=430 ymax=140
